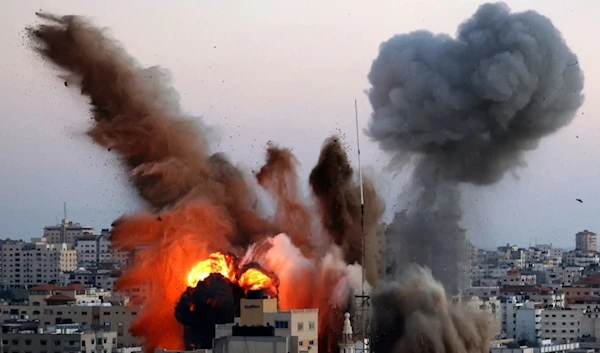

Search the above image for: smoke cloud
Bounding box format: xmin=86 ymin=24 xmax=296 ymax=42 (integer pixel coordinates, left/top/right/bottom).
xmin=367 ymin=2 xmax=584 ymax=293
xmin=372 ymin=266 xmax=491 ymax=353
xmin=309 ymin=137 xmax=385 ymax=286
xmin=29 ymin=12 xmax=380 ymax=353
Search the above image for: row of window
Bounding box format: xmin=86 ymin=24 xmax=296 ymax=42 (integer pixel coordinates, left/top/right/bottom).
xmin=273 ymin=320 xmax=316 ymax=331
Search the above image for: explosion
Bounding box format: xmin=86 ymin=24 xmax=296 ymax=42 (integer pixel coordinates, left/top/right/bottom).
xmin=27 ymin=2 xmax=584 ymax=353
xmin=27 ymin=12 xmax=382 ymax=353
xmin=185 ymin=251 xmax=279 ymax=298
xmin=176 ymin=252 xmax=279 ymax=349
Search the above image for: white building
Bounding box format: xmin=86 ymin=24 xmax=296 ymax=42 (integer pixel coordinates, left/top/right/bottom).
xmin=501 ymin=296 xmax=523 ymax=338
xmin=541 ymin=309 xmax=582 ymax=344
xmin=75 ymin=230 xmax=129 ymax=269
xmin=515 ymin=302 xmax=543 ymax=343
xmin=0 ymin=238 xmax=77 ymax=287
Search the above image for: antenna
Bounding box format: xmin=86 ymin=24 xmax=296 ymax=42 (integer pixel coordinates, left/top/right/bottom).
xmin=354 ymin=99 xmax=369 ymax=353
xmin=63 ymin=202 xmax=67 ymax=220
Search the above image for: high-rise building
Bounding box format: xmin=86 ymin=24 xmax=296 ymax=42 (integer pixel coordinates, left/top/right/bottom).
xmin=575 ymin=230 xmax=597 ymax=252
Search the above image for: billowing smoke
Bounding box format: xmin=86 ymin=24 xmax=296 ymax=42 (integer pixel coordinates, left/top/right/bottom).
xmin=367 ymin=2 xmax=585 ymax=294
xmin=372 ymin=266 xmax=491 ymax=353
xmin=309 ymin=137 xmax=385 ymax=287
xmin=28 ymin=12 xmax=379 ymax=353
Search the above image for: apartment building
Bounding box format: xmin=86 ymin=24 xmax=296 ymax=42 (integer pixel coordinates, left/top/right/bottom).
xmin=216 ymin=292 xmax=318 ymax=353
xmin=43 ymin=219 xmax=94 ymax=246
xmin=0 ymin=285 xmax=140 ymax=348
xmin=75 ymin=230 xmax=129 ymax=269
xmin=502 ymin=269 xmax=537 ymax=286
xmin=0 ymin=239 xmax=77 ymax=288
xmin=500 ymin=286 xmax=565 ymax=309
xmin=540 ymin=309 xmax=582 ymax=344
xmin=515 ymin=302 xmax=543 ymax=343
xmin=1 ymin=320 xmax=117 ymax=353
xmin=576 ymin=230 xmax=598 ymax=253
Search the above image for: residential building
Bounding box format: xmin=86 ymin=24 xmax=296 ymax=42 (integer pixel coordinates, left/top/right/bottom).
xmin=540 ymin=308 xmax=582 ymax=343
xmin=43 ymin=218 xmax=94 ymax=246
xmin=1 ymin=319 xmax=117 ymax=353
xmin=576 ymin=230 xmax=597 ymax=253
xmin=515 ymin=302 xmax=543 ymax=343
xmin=0 ymin=238 xmax=77 ymax=288
xmin=75 ymin=230 xmax=129 ymax=269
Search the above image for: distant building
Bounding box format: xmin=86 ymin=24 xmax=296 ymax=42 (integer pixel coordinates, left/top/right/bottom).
xmin=0 ymin=238 xmax=76 ymax=288
xmin=43 ymin=218 xmax=94 ymax=246
xmin=75 ymin=229 xmax=129 ymax=269
xmin=576 ymin=230 xmax=597 ymax=253
xmin=1 ymin=319 xmax=117 ymax=353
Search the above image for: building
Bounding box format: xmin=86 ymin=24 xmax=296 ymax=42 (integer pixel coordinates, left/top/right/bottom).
xmin=43 ymin=218 xmax=94 ymax=246
xmin=0 ymin=284 xmax=140 ymax=348
xmin=576 ymin=230 xmax=597 ymax=253
xmin=515 ymin=302 xmax=543 ymax=343
xmin=75 ymin=229 xmax=129 ymax=269
xmin=214 ymin=291 xmax=318 ymax=353
xmin=0 ymin=238 xmax=77 ymax=288
xmin=1 ymin=319 xmax=117 ymax=353
xmin=541 ymin=309 xmax=582 ymax=343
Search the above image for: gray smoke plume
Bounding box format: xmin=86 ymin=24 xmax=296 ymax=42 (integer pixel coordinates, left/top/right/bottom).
xmin=372 ymin=266 xmax=491 ymax=353
xmin=367 ymin=2 xmax=584 ymax=294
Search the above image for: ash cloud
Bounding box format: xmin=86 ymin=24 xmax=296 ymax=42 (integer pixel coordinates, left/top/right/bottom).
xmin=367 ymin=2 xmax=584 ymax=294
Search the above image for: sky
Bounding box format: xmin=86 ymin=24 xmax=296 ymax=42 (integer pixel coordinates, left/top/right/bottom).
xmin=0 ymin=0 xmax=598 ymax=249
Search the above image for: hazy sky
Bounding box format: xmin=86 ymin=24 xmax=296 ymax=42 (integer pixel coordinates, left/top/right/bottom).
xmin=1 ymin=0 xmax=598 ymax=249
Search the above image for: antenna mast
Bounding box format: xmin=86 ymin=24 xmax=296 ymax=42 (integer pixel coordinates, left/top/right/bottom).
xmin=354 ymin=99 xmax=370 ymax=353
xmin=63 ymin=201 xmax=67 ymax=221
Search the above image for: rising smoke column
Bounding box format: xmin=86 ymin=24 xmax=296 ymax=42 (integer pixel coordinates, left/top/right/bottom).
xmin=29 ymin=12 xmax=378 ymax=353
xmin=372 ymin=266 xmax=491 ymax=353
xmin=309 ymin=137 xmax=385 ymax=287
xmin=367 ymin=2 xmax=584 ymax=294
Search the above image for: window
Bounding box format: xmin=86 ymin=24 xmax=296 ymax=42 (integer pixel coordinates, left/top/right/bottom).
xmin=274 ymin=320 xmax=289 ymax=329
xmin=298 ymin=322 xmax=304 ymax=331
xmin=309 ymin=340 xmax=315 ymax=345
xmin=309 ymin=321 xmax=315 ymax=330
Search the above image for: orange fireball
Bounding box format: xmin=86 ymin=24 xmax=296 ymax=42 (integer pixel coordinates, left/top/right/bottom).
xmin=186 ymin=252 xmax=237 ymax=287
xmin=186 ymin=252 xmax=278 ymax=297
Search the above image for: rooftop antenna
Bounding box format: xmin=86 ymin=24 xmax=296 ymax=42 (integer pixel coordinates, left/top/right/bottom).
xmin=63 ymin=201 xmax=67 ymax=221
xmin=354 ymin=99 xmax=369 ymax=353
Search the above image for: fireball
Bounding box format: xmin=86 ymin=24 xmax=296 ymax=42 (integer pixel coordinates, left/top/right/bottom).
xmin=185 ymin=252 xmax=279 ymax=298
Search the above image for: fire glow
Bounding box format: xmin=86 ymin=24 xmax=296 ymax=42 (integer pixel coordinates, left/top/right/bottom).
xmin=186 ymin=252 xmax=279 ymax=296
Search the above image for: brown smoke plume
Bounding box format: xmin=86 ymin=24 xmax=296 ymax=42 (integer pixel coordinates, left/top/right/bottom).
xmin=309 ymin=137 xmax=384 ymax=286
xmin=255 ymin=145 xmax=315 ymax=257
xmin=372 ymin=266 xmax=491 ymax=353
